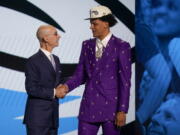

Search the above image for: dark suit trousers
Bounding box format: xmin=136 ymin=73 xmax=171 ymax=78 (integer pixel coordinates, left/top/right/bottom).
xmin=26 ymin=125 xmax=58 ymax=135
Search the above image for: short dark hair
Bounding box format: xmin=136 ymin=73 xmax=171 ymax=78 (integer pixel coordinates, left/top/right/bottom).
xmin=98 ymin=14 xmax=118 ymax=27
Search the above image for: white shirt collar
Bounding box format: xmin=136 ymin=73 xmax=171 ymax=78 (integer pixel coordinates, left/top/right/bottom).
xmin=96 ymin=32 xmax=112 ymax=48
xmin=40 ymin=48 xmax=52 ymax=60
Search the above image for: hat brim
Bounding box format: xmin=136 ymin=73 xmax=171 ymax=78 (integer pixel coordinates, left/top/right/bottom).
xmin=84 ymin=14 xmax=112 ymax=20
xmin=84 ymin=18 xmax=90 ymax=20
xmin=84 ymin=17 xmax=102 ymax=20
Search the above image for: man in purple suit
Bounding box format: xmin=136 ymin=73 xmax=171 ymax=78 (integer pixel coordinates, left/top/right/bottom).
xmin=60 ymin=5 xmax=131 ymax=135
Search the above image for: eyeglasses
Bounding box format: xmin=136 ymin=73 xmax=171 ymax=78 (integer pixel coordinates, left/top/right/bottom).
xmin=48 ymin=31 xmax=59 ymax=36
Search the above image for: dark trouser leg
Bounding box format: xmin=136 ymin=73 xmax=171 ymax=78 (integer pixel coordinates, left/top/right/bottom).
xmin=26 ymin=125 xmax=58 ymax=135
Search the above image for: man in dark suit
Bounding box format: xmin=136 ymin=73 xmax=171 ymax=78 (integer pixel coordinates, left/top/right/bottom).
xmin=23 ymin=25 xmax=67 ymax=135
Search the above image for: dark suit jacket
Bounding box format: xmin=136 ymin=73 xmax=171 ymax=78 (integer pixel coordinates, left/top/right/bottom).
xmin=23 ymin=50 xmax=62 ymax=128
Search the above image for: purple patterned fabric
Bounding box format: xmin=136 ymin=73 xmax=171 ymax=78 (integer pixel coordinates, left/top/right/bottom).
xmin=66 ymin=35 xmax=131 ymax=122
xmin=78 ymin=120 xmax=120 ymax=135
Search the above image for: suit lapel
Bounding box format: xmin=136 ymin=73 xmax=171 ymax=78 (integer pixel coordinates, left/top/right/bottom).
xmin=97 ymin=35 xmax=116 ymax=69
xmin=87 ymin=36 xmax=116 ymax=76
xmin=87 ymin=39 xmax=96 ymax=62
xmin=54 ymin=55 xmax=61 ymax=74
xmin=38 ymin=50 xmax=56 ymax=74
xmin=87 ymin=39 xmax=97 ymax=75
xmin=53 ymin=56 xmax=62 ymax=86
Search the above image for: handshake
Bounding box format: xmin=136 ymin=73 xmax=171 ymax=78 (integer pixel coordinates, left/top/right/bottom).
xmin=55 ymin=84 xmax=69 ymax=98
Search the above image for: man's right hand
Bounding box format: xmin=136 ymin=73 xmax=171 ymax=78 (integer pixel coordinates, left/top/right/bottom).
xmin=55 ymin=84 xmax=68 ymax=98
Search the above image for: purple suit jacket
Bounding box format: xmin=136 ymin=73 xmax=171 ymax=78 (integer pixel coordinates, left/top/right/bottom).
xmin=66 ymin=35 xmax=131 ymax=122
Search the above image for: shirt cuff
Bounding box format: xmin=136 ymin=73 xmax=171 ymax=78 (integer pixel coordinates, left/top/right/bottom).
xmin=54 ymin=88 xmax=56 ymax=98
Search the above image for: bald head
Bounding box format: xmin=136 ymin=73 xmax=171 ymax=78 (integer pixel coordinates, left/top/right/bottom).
xmin=36 ymin=25 xmax=56 ymax=42
xmin=36 ymin=25 xmax=60 ymax=51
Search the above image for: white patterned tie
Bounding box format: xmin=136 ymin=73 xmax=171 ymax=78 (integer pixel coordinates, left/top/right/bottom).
xmin=96 ymin=41 xmax=103 ymax=59
xmin=50 ymin=54 xmax=56 ymax=70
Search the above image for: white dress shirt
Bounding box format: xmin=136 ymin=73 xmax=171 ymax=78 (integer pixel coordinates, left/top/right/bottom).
xmin=96 ymin=32 xmax=112 ymax=52
xmin=40 ymin=48 xmax=52 ymax=61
